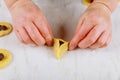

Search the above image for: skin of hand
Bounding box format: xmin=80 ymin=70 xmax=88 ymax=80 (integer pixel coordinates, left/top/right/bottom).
xmin=5 ymin=0 xmax=53 ymax=46
xmin=69 ymin=2 xmax=113 ymax=50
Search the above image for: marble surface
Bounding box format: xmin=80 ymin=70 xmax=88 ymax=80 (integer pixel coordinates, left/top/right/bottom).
xmin=0 ymin=0 xmax=120 ymax=80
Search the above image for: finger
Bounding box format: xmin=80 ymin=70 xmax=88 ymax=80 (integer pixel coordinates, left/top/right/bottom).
xmin=78 ymin=25 xmax=104 ymax=48
xmin=14 ymin=29 xmax=24 ymax=43
xmin=34 ymin=15 xmax=53 ymax=46
xmin=18 ymin=27 xmax=35 ymax=45
xmin=24 ymin=22 xmax=45 ymax=46
xmin=100 ymin=33 xmax=112 ymax=48
xmin=90 ymin=31 xmax=109 ymax=49
xmin=12 ymin=22 xmax=25 ymax=43
xmin=69 ymin=19 xmax=94 ymax=50
xmin=74 ymin=16 xmax=85 ymax=35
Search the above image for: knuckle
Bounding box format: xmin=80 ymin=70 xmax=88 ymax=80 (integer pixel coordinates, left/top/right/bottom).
xmin=90 ymin=15 xmax=103 ymax=24
xmin=95 ymin=18 xmax=103 ymax=23
xmin=26 ymin=12 xmax=36 ymax=20
xmin=89 ymin=14 xmax=97 ymax=21
xmin=26 ymin=14 xmax=33 ymax=20
xmin=18 ymin=18 xmax=26 ymax=24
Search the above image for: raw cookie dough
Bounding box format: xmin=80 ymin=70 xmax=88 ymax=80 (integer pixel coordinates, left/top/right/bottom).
xmin=82 ymin=0 xmax=93 ymax=6
xmin=0 ymin=22 xmax=13 ymax=37
xmin=54 ymin=38 xmax=68 ymax=60
xmin=0 ymin=48 xmax=12 ymax=69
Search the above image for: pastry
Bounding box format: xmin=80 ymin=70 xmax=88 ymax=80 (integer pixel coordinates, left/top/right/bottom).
xmin=54 ymin=38 xmax=68 ymax=60
xmin=0 ymin=48 xmax=12 ymax=69
xmin=0 ymin=22 xmax=12 ymax=37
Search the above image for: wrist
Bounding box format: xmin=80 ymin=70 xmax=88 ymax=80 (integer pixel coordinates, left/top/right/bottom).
xmin=91 ymin=2 xmax=112 ymax=14
xmin=93 ymin=0 xmax=119 ymax=12
xmin=4 ymin=0 xmax=18 ymax=9
xmin=4 ymin=0 xmax=32 ymax=10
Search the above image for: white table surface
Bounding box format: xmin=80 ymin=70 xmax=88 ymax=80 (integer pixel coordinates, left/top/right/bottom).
xmin=0 ymin=0 xmax=120 ymax=80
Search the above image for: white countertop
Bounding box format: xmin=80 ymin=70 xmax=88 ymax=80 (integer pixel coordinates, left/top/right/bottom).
xmin=0 ymin=0 xmax=120 ymax=80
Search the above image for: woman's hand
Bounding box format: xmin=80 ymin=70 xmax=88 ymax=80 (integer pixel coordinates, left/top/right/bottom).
xmin=8 ymin=0 xmax=53 ymax=46
xmin=69 ymin=2 xmax=112 ymax=50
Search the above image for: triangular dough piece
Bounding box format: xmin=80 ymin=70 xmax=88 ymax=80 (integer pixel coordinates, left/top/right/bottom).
xmin=54 ymin=39 xmax=68 ymax=60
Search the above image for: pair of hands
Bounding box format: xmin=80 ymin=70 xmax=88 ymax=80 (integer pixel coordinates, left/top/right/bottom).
xmin=9 ymin=0 xmax=112 ymax=50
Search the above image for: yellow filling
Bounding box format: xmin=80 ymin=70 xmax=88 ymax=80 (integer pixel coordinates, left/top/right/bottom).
xmin=0 ymin=22 xmax=13 ymax=37
xmin=0 ymin=48 xmax=12 ymax=69
xmin=54 ymin=39 xmax=68 ymax=60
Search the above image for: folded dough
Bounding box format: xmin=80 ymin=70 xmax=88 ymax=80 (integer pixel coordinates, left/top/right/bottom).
xmin=54 ymin=38 xmax=68 ymax=60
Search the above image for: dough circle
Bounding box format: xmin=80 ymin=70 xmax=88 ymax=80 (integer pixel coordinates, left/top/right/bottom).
xmin=0 ymin=22 xmax=12 ymax=37
xmin=0 ymin=48 xmax=12 ymax=69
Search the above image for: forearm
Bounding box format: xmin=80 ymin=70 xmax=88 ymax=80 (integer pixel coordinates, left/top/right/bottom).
xmin=93 ymin=0 xmax=119 ymax=12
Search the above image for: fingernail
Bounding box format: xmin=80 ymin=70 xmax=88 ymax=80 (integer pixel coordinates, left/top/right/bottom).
xmin=78 ymin=43 xmax=84 ymax=48
xmin=69 ymin=43 xmax=75 ymax=50
xmin=46 ymin=36 xmax=53 ymax=46
xmin=40 ymin=38 xmax=46 ymax=46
